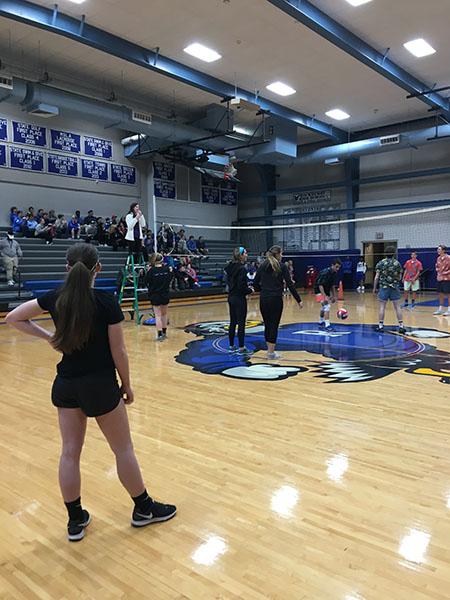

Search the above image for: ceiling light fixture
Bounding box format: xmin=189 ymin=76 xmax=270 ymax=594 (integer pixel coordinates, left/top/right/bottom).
xmin=345 ymin=0 xmax=373 ymax=6
xmin=403 ymin=38 xmax=436 ymax=58
xmin=266 ymin=81 xmax=296 ymax=96
xmin=67 ymin=0 xmax=87 ymax=4
xmin=183 ymin=43 xmax=221 ymax=63
xmin=326 ymin=108 xmax=350 ymax=121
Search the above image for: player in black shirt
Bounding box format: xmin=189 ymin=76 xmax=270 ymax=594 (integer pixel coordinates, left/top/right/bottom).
xmin=6 ymin=243 xmax=176 ymax=542
xmin=145 ymin=253 xmax=173 ymax=340
xmin=314 ymin=259 xmax=342 ymax=331
xmin=254 ymin=245 xmax=303 ymax=359
xmin=224 ymin=247 xmax=254 ymax=355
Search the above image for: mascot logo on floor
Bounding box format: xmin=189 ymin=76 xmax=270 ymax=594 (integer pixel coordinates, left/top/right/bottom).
xmin=175 ymin=321 xmax=450 ymax=383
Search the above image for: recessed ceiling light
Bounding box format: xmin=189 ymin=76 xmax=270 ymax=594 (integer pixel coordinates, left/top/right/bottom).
xmin=233 ymin=126 xmax=251 ymax=135
xmin=183 ymin=43 xmax=221 ymax=63
xmin=326 ymin=108 xmax=350 ymax=121
xmin=266 ymin=81 xmax=296 ymax=96
xmin=403 ymin=38 xmax=436 ymax=58
xmin=345 ymin=0 xmax=372 ymax=6
xmin=67 ymin=0 xmax=86 ymax=3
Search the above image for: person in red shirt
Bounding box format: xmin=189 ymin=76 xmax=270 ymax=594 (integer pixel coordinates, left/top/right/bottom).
xmin=434 ymin=244 xmax=450 ymax=316
xmin=402 ymin=251 xmax=423 ymax=309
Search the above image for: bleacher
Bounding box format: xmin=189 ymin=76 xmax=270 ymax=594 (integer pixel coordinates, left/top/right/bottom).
xmin=0 ymin=226 xmax=235 ymax=310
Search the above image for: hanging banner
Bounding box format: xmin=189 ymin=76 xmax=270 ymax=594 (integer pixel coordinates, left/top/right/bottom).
xmin=10 ymin=146 xmax=44 ymax=171
xmin=0 ymin=144 xmax=6 ymax=166
xmin=220 ymin=189 xmax=237 ymax=206
xmin=51 ymin=129 xmax=81 ymax=154
xmin=81 ymin=158 xmax=108 ymax=180
xmin=111 ymin=164 xmax=136 ymax=185
xmin=0 ymin=118 xmax=7 ymax=141
xmin=154 ymin=179 xmax=176 ymax=199
xmin=153 ymin=161 xmax=175 ymax=181
xmin=84 ymin=136 xmax=112 ymax=159
xmin=48 ymin=153 xmax=78 ymax=177
xmin=202 ymin=187 xmax=220 ymax=204
xmin=12 ymin=121 xmax=47 ymax=147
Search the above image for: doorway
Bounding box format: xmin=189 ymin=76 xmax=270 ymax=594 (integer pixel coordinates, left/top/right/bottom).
xmin=362 ymin=241 xmax=398 ymax=286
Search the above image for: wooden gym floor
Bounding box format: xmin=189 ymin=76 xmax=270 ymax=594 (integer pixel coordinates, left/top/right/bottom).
xmin=1 ymin=292 xmax=450 ymax=600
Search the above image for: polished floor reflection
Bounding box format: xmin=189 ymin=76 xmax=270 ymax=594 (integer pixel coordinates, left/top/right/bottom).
xmin=1 ymin=292 xmax=450 ymax=599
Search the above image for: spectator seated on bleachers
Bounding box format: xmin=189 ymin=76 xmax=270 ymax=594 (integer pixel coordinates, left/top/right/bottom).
xmin=187 ymin=235 xmax=198 ymax=254
xmin=12 ymin=210 xmax=24 ymax=234
xmin=35 ymin=217 xmax=55 ymax=245
xmin=177 ymin=231 xmax=189 ymax=255
xmin=9 ymin=206 xmax=18 ymax=227
xmin=55 ymin=214 xmax=68 ymax=238
xmin=196 ymin=236 xmax=209 ymax=256
xmin=68 ymin=216 xmax=81 ymax=239
xmin=83 ymin=210 xmax=98 ymax=237
xmin=23 ymin=214 xmax=38 ymax=238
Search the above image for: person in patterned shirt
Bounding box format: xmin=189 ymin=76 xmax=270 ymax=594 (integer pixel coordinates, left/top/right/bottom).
xmin=434 ymin=244 xmax=450 ymax=316
xmin=373 ymin=246 xmax=405 ymax=334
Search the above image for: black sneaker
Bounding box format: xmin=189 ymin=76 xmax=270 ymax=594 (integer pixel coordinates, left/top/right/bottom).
xmin=131 ymin=499 xmax=177 ymax=528
xmin=374 ymin=325 xmax=384 ymax=333
xmin=67 ymin=509 xmax=91 ymax=542
xmin=398 ymin=326 xmax=406 ymax=334
xmin=237 ymin=347 xmax=253 ymax=356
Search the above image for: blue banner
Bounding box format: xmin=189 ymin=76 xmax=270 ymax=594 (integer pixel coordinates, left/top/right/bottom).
xmin=10 ymin=146 xmax=44 ymax=171
xmin=153 ymin=161 xmax=175 ymax=181
xmin=154 ymin=179 xmax=176 ymax=199
xmin=202 ymin=187 xmax=220 ymax=204
xmin=84 ymin=136 xmax=112 ymax=159
xmin=48 ymin=153 xmax=78 ymax=177
xmin=12 ymin=121 xmax=46 ymax=146
xmin=0 ymin=118 xmax=7 ymax=141
xmin=51 ymin=129 xmax=81 ymax=153
xmin=220 ymin=189 xmax=237 ymax=206
xmin=0 ymin=144 xmax=5 ymax=166
xmin=111 ymin=164 xmax=136 ymax=185
xmin=81 ymin=159 xmax=108 ymax=180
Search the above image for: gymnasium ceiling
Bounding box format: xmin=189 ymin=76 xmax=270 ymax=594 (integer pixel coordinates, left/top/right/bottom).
xmin=0 ymin=0 xmax=448 ymax=143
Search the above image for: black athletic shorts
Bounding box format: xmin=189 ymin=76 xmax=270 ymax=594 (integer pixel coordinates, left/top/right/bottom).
xmin=437 ymin=280 xmax=450 ymax=294
xmin=149 ymin=293 xmax=169 ymax=306
xmin=51 ymin=369 xmax=121 ymax=417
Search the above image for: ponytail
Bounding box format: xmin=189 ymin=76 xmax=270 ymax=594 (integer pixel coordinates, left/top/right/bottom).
xmin=150 ymin=252 xmax=163 ymax=266
xmin=265 ymin=245 xmax=282 ymax=274
xmin=53 ymin=244 xmax=99 ymax=354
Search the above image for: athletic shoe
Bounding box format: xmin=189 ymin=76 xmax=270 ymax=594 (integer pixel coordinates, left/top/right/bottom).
xmin=156 ymin=335 xmax=165 ymax=342
xmin=131 ymin=500 xmax=177 ymax=528
xmin=267 ymin=351 xmax=282 ymax=360
xmin=67 ymin=509 xmax=91 ymax=542
xmin=324 ymin=326 xmax=335 ymax=333
xmin=237 ymin=347 xmax=253 ymax=356
xmin=410 ymin=303 xmax=416 ymax=310
xmin=444 ymin=310 xmax=450 ymax=317
xmin=374 ymin=325 xmax=384 ymax=333
xmin=318 ymin=322 xmax=326 ymax=330
xmin=401 ymin=303 xmax=409 ymax=309
xmin=398 ymin=326 xmax=407 ymax=334
xmin=434 ymin=309 xmax=445 ymax=315
xmin=7 ymin=280 xmax=15 ymax=287
xmin=228 ymin=345 xmax=237 ymax=353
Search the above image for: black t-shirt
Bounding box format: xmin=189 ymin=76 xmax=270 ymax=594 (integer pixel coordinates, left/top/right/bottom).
xmin=37 ymin=289 xmax=124 ymax=378
xmin=315 ymin=267 xmax=337 ymax=294
xmin=146 ymin=265 xmax=173 ymax=296
xmin=254 ymin=261 xmax=301 ymax=303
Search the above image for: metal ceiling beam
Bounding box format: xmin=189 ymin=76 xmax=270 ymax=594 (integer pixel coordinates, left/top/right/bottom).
xmin=0 ymin=0 xmax=347 ymax=142
xmin=266 ymin=0 xmax=450 ymax=118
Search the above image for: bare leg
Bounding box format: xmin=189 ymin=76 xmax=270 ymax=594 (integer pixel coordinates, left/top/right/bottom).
xmin=96 ymin=401 xmax=145 ymax=498
xmin=393 ymin=300 xmax=403 ymax=323
xmin=161 ymin=305 xmax=168 ymax=329
xmin=378 ymin=300 xmax=387 ymax=323
xmin=154 ymin=306 xmax=163 ymax=331
xmin=57 ymin=408 xmax=87 ymax=502
xmin=439 ymin=293 xmax=445 ymax=306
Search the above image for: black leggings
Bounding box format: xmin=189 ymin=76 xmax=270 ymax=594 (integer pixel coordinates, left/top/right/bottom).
xmin=228 ymin=295 xmax=247 ymax=348
xmin=260 ymin=296 xmax=283 ymax=344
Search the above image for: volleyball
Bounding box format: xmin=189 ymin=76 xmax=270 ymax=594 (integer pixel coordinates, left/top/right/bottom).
xmin=337 ymin=308 xmax=348 ymax=320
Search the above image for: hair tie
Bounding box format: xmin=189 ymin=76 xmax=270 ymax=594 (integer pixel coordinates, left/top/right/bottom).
xmin=239 ymin=246 xmax=246 ymax=255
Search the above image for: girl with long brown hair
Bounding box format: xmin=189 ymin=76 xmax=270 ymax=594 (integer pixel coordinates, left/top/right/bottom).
xmin=224 ymin=246 xmax=253 ymax=354
xmin=6 ymin=243 xmax=176 ymax=542
xmin=254 ymin=245 xmax=302 ymax=359
xmin=146 ymin=252 xmax=173 ymax=340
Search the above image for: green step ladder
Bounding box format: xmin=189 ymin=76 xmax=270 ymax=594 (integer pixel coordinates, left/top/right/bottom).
xmin=118 ymin=253 xmax=150 ymax=324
